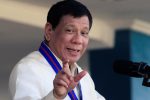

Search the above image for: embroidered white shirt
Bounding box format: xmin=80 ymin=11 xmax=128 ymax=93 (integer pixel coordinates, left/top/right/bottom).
xmin=9 ymin=51 xmax=105 ymax=100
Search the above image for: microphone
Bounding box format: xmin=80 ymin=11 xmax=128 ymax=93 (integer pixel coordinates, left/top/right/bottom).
xmin=113 ymin=60 xmax=150 ymax=78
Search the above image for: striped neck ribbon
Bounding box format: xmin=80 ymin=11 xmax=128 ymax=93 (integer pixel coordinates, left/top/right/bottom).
xmin=39 ymin=41 xmax=82 ymax=100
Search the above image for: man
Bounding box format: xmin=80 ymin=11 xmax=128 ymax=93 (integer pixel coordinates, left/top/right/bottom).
xmin=9 ymin=0 xmax=105 ymax=100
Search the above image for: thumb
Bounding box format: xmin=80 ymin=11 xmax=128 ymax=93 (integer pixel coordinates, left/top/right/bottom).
xmin=74 ymin=70 xmax=87 ymax=82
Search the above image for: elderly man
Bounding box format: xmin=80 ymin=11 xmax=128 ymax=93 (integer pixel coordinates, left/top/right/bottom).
xmin=9 ymin=0 xmax=105 ymax=100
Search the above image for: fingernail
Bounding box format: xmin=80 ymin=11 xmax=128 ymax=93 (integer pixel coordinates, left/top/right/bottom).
xmin=63 ymin=60 xmax=69 ymax=64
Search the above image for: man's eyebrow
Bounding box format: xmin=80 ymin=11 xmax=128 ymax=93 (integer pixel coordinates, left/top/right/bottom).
xmin=83 ymin=27 xmax=89 ymax=31
xmin=65 ymin=24 xmax=75 ymax=27
xmin=65 ymin=24 xmax=89 ymax=31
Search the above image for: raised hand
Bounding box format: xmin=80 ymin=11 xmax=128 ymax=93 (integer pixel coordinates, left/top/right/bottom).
xmin=53 ymin=60 xmax=87 ymax=99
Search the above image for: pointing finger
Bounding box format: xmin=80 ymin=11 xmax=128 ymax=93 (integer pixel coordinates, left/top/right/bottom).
xmin=74 ymin=70 xmax=87 ymax=82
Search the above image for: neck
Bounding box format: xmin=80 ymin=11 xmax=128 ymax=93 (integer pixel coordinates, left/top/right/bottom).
xmin=69 ymin=63 xmax=77 ymax=76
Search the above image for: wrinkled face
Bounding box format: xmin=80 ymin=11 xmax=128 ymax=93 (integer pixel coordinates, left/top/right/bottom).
xmin=45 ymin=15 xmax=90 ymax=64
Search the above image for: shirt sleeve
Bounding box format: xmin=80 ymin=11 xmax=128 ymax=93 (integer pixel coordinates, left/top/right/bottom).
xmin=43 ymin=90 xmax=57 ymax=100
xmin=9 ymin=60 xmax=58 ymax=100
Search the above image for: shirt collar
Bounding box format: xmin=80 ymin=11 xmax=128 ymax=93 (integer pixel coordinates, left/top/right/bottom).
xmin=45 ymin=42 xmax=78 ymax=75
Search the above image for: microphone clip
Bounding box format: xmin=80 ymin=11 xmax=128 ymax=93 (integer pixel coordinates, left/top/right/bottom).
xmin=138 ymin=62 xmax=150 ymax=87
xmin=142 ymin=74 xmax=150 ymax=87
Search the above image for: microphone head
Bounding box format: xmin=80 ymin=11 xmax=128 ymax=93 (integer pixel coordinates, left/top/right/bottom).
xmin=113 ymin=60 xmax=143 ymax=78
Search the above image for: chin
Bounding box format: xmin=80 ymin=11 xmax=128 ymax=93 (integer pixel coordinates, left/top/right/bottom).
xmin=69 ymin=58 xmax=80 ymax=63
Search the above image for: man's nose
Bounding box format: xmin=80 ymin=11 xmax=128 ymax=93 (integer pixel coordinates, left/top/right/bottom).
xmin=71 ymin=34 xmax=82 ymax=44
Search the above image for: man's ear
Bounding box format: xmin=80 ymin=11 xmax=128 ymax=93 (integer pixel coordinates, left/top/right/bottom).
xmin=44 ymin=22 xmax=53 ymax=42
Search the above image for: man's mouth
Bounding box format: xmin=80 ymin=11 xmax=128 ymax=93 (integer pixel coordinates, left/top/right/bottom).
xmin=67 ymin=48 xmax=80 ymax=53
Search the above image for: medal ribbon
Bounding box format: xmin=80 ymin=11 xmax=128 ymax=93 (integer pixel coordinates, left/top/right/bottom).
xmin=39 ymin=41 xmax=82 ymax=100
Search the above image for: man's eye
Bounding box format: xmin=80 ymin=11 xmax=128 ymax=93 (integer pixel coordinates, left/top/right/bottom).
xmin=66 ymin=29 xmax=73 ymax=33
xmin=81 ymin=32 xmax=88 ymax=36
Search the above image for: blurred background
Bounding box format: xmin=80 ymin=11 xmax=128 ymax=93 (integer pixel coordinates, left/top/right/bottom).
xmin=1 ymin=0 xmax=150 ymax=100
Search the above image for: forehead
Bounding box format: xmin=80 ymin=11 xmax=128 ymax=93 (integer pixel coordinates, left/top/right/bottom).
xmin=59 ymin=15 xmax=89 ymax=29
